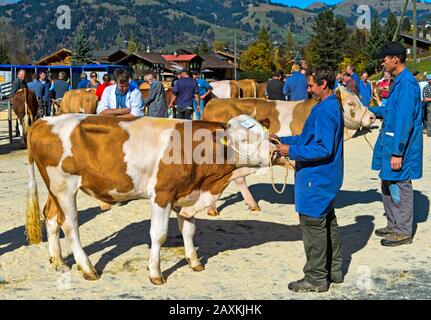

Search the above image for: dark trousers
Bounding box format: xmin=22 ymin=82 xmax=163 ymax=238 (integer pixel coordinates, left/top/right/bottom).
xmin=299 ymin=208 xmax=343 ymax=285
xmin=381 ymin=180 xmax=413 ymax=236
xmin=177 ymin=108 xmax=193 ymax=120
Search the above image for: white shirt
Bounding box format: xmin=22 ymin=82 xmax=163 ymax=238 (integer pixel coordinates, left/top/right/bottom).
xmin=97 ymin=84 xmax=145 ymax=117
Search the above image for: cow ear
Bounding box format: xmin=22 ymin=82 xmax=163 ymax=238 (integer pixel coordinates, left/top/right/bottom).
xmin=335 ymin=88 xmax=344 ymax=113
xmin=258 ymin=118 xmax=270 ymax=130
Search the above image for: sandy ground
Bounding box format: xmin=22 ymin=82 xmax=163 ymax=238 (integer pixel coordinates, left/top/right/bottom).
xmin=0 ymin=119 xmax=430 ymax=300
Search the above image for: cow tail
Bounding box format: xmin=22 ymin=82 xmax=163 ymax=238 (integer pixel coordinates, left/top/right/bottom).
xmin=23 ymin=89 xmax=30 ymax=138
xmin=25 ymin=135 xmax=42 ymax=245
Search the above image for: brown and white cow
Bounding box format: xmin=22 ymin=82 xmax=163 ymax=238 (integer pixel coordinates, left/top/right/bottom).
xmin=209 ymin=80 xmax=240 ymax=99
xmin=11 ymin=88 xmax=40 ymax=144
xmin=25 ymin=114 xmax=276 ymax=285
xmin=238 ymin=79 xmax=257 ymax=98
xmin=52 ymin=88 xmax=99 ymax=115
xmin=257 ymin=82 xmax=267 ymax=98
xmin=201 ymin=86 xmax=376 ymax=214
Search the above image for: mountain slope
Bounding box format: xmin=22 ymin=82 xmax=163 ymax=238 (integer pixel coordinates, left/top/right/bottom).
xmin=0 ymin=0 xmax=430 ymax=61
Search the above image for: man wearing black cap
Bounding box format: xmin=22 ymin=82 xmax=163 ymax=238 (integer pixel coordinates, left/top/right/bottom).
xmin=368 ymin=42 xmax=423 ymax=247
xmin=168 ymin=68 xmax=199 ymax=120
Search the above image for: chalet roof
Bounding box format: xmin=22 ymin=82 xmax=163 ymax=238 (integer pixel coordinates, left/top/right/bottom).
xmin=201 ymin=53 xmax=234 ymax=69
xmin=35 ymin=48 xmax=72 ymax=66
xmin=162 ymin=54 xmax=200 ymax=62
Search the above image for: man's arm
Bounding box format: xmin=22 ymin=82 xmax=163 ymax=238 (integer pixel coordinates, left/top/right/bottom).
xmin=129 ymin=89 xmax=145 ymax=117
xmin=283 ymin=78 xmax=290 ymax=98
xmin=279 ymin=136 xmax=299 ymax=145
xmin=423 ymin=87 xmax=431 ymax=102
xmin=391 ymin=82 xmax=417 ymax=159
xmin=368 ymin=105 xmax=386 ymax=118
xmin=287 ymin=113 xmax=337 ymax=162
xmin=145 ymin=82 xmax=160 ymax=106
xmin=99 ymin=108 xmax=131 ymax=116
xmin=169 ymin=83 xmax=178 ymax=108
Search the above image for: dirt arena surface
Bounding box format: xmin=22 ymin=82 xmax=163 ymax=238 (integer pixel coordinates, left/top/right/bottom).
xmin=0 ymin=119 xmax=430 ymax=300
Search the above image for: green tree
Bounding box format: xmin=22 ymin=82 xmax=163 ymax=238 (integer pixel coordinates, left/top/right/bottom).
xmin=304 ymin=10 xmax=348 ymax=70
xmin=240 ymin=26 xmax=275 ymax=72
xmin=364 ymin=16 xmax=385 ymax=73
xmin=194 ymin=41 xmax=211 ymax=55
xmin=401 ymin=16 xmax=411 ymax=33
xmin=212 ymin=40 xmax=227 ymax=52
xmin=0 ymin=44 xmax=10 ymax=64
xmin=384 ymin=12 xmax=400 ymax=42
xmin=71 ymin=29 xmax=93 ymax=65
xmin=128 ymin=31 xmax=138 ymax=54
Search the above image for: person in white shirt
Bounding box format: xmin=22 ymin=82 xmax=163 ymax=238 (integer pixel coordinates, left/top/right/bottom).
xmin=97 ymin=69 xmax=145 ymax=118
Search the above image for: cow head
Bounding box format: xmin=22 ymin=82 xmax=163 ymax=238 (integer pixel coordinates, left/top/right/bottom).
xmin=224 ymin=115 xmax=275 ymax=167
xmin=335 ymin=86 xmax=376 ymax=131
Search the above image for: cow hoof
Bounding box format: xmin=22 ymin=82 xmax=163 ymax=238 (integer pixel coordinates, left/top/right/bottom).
xmin=99 ymin=204 xmax=112 ymax=212
xmin=191 ymin=264 xmax=205 ymax=272
xmin=49 ymin=257 xmax=70 ymax=273
xmin=207 ymin=208 xmax=219 ymax=216
xmin=187 ymin=258 xmax=205 ymax=272
xmin=250 ymin=205 xmax=261 ymax=212
xmin=78 ymin=264 xmax=100 ymax=281
xmin=150 ymin=276 xmax=166 ymax=285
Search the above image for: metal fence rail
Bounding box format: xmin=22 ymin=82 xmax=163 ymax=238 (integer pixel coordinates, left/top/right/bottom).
xmin=0 ymin=99 xmax=15 ymax=144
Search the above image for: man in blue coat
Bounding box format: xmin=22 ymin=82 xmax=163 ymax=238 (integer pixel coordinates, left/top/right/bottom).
xmin=368 ymin=42 xmax=423 ymax=247
xmin=283 ymin=64 xmax=308 ymax=101
xmin=358 ymin=71 xmax=372 ymax=107
xmin=274 ymin=65 xmax=344 ymax=293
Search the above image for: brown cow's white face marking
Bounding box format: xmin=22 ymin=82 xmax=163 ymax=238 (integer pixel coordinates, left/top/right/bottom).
xmin=335 ymin=86 xmax=376 ymax=130
xmin=210 ymin=80 xmax=232 ymax=99
xmin=226 ymin=115 xmax=274 ymax=167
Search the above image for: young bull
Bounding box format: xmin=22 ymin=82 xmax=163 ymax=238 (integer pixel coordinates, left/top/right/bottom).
xmin=25 ymin=114 xmax=276 ymax=285
xmin=11 ymin=88 xmax=40 ymax=144
xmin=201 ymin=86 xmax=376 ymax=214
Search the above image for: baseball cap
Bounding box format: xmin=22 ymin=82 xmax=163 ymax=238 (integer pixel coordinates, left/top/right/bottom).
xmin=181 ymin=68 xmax=189 ymax=73
xmin=375 ymin=42 xmax=406 ymax=59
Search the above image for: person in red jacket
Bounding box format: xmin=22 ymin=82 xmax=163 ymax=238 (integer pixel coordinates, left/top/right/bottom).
xmin=95 ymin=74 xmax=112 ymax=101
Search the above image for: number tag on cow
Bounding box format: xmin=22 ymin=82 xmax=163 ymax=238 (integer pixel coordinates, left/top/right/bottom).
xmin=240 ymin=119 xmax=256 ymax=129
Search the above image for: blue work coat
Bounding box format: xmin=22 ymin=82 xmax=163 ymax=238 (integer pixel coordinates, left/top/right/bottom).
xmin=368 ymin=68 xmax=423 ymax=181
xmin=280 ymin=95 xmax=344 ymax=218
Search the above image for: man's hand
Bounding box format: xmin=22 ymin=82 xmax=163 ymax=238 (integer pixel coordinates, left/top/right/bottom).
xmin=269 ymin=133 xmax=280 ymax=144
xmin=275 ymin=144 xmax=290 ymax=157
xmin=391 ymin=156 xmax=403 ymax=171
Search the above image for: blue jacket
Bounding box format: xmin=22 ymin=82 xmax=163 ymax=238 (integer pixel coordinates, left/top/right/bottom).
xmin=27 ymin=79 xmax=44 ymax=99
xmin=358 ymin=80 xmax=372 ymax=107
xmin=352 ymin=72 xmax=360 ymax=89
xmin=40 ymin=80 xmax=51 ymax=102
xmin=280 ymin=95 xmax=344 ymax=218
xmin=368 ymin=68 xmax=423 ymax=181
xmin=77 ymin=79 xmax=90 ymax=89
xmin=283 ymin=71 xmax=308 ymax=101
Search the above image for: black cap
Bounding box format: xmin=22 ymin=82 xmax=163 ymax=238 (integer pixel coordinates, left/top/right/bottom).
xmin=181 ymin=68 xmax=189 ymax=73
xmin=192 ymin=70 xmax=200 ymax=75
xmin=376 ymin=42 xmax=406 ymax=59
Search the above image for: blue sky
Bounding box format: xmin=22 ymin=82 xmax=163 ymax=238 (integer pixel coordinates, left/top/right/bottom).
xmin=271 ymin=0 xmax=431 ymax=8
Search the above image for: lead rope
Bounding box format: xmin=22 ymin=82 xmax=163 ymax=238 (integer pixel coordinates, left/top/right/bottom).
xmin=269 ymin=136 xmax=295 ymax=195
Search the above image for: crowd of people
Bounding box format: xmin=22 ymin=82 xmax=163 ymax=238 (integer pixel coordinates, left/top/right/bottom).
xmin=10 ymin=67 xmax=214 ymax=121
